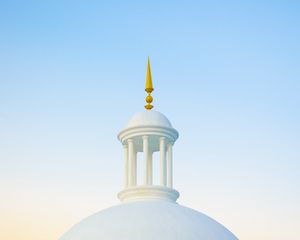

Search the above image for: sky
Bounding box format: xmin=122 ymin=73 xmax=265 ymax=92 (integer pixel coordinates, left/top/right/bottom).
xmin=0 ymin=0 xmax=299 ymax=239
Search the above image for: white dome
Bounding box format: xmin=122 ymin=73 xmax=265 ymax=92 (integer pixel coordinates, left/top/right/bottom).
xmin=60 ymin=200 xmax=237 ymax=240
xmin=125 ymin=111 xmax=173 ymax=128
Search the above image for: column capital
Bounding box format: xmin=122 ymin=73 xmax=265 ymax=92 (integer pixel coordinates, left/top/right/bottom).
xmin=159 ymin=136 xmax=166 ymax=141
xmin=142 ymin=135 xmax=149 ymax=140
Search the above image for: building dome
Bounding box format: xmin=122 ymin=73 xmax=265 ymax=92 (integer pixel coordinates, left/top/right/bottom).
xmin=125 ymin=110 xmax=173 ymax=129
xmin=60 ymin=201 xmax=237 ymax=240
xmin=59 ymin=59 xmax=238 ymax=240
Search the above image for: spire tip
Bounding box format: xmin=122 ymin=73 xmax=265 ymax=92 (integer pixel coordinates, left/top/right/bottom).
xmin=145 ymin=57 xmax=154 ymax=110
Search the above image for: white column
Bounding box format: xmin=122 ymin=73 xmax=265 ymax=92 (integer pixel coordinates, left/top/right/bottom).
xmin=123 ymin=144 xmax=129 ymax=188
xmin=147 ymin=151 xmax=153 ymax=184
xmin=127 ymin=139 xmax=134 ymax=187
xmin=132 ymin=150 xmax=137 ymax=186
xmin=160 ymin=137 xmax=167 ymax=186
xmin=143 ymin=136 xmax=149 ymax=185
xmin=167 ymin=143 xmax=173 ymax=188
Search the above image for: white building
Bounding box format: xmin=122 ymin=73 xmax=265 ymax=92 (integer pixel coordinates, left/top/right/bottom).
xmin=59 ymin=59 xmax=238 ymax=240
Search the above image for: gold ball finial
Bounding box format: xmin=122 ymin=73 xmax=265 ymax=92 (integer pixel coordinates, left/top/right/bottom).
xmin=146 ymin=94 xmax=153 ymax=103
xmin=145 ymin=57 xmax=154 ymax=110
xmin=145 ymin=93 xmax=153 ymax=110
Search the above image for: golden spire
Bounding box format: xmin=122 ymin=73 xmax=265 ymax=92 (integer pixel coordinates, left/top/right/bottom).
xmin=145 ymin=57 xmax=154 ymax=110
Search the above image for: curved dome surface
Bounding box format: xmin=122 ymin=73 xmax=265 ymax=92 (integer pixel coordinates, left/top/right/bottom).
xmin=125 ymin=111 xmax=173 ymax=128
xmin=60 ymin=201 xmax=237 ymax=240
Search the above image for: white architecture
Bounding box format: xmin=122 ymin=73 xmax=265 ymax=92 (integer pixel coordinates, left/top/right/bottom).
xmin=59 ymin=59 xmax=238 ymax=240
xmin=117 ymin=110 xmax=179 ymax=203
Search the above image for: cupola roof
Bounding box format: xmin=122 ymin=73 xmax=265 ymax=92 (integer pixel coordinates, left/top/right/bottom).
xmin=125 ymin=111 xmax=173 ymax=129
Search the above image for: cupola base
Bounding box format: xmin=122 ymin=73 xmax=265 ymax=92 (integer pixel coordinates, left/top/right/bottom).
xmin=118 ymin=186 xmax=180 ymax=203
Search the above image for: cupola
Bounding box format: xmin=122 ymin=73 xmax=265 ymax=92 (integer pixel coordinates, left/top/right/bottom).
xmin=118 ymin=58 xmax=179 ymax=202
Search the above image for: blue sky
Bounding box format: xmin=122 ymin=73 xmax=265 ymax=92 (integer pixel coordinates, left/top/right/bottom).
xmin=0 ymin=1 xmax=299 ymax=239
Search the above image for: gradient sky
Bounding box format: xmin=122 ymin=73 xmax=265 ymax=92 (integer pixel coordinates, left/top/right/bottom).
xmin=1 ymin=1 xmax=299 ymax=239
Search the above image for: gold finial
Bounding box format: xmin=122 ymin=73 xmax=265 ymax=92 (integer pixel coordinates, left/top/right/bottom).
xmin=145 ymin=57 xmax=154 ymax=110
